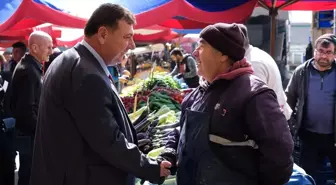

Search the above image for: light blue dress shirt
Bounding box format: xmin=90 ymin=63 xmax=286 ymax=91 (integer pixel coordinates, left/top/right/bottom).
xmin=81 ymin=40 xmax=110 ymax=77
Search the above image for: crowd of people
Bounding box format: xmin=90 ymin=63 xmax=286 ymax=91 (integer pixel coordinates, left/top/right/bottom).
xmin=0 ymin=2 xmax=335 ymax=185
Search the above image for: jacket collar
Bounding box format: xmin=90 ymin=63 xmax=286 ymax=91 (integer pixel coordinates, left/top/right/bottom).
xmin=309 ymin=58 xmax=336 ymax=71
xmin=303 ymin=58 xmax=336 ymax=73
xmin=22 ymin=54 xmax=43 ymax=72
xmin=74 ymin=43 xmax=109 ymax=79
xmin=80 ymin=40 xmax=110 ymax=77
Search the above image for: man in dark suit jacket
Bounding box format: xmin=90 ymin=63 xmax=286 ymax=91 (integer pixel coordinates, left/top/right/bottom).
xmin=30 ymin=3 xmax=171 ymax=185
xmin=8 ymin=31 xmax=53 ymax=185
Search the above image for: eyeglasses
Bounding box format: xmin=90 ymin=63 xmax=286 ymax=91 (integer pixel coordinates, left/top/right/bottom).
xmin=315 ymin=49 xmax=335 ymax=56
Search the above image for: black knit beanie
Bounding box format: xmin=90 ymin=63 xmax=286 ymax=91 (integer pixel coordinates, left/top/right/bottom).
xmin=200 ymin=23 xmax=245 ymax=61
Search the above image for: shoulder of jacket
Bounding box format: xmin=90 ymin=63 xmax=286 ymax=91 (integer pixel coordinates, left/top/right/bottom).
xmin=15 ymin=61 xmax=30 ymax=73
xmin=242 ymin=75 xmax=277 ymax=103
xmin=294 ymin=60 xmax=311 ymax=74
xmin=56 ymin=48 xmax=82 ymax=72
xmin=246 ymin=74 xmax=270 ymax=92
xmin=216 ymin=74 xmax=271 ymax=97
xmin=64 ymin=47 xmax=80 ymax=61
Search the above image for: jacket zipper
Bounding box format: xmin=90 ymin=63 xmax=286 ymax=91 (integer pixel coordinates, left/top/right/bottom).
xmin=320 ymin=77 xmax=324 ymax=90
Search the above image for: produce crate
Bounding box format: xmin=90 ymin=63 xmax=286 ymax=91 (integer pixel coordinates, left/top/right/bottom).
xmin=291 ymin=136 xmax=334 ymax=185
xmin=315 ymin=158 xmax=334 ymax=185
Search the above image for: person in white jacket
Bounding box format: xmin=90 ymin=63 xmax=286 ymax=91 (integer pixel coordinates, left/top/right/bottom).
xmin=238 ymin=24 xmax=292 ymax=120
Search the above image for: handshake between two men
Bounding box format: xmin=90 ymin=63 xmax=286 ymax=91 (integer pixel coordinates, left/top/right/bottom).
xmin=140 ymin=147 xmax=178 ymax=184
xmin=160 ymin=161 xmax=172 ymax=178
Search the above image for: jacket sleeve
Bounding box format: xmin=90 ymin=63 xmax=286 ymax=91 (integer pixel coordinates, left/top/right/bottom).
xmin=69 ymin=74 xmax=162 ymax=183
xmin=285 ymin=69 xmax=299 ymax=111
xmin=13 ymin=70 xmax=38 ymax=135
xmin=162 ymin=90 xmax=196 ymax=165
xmin=245 ymin=90 xmax=294 ymax=185
xmin=183 ymin=57 xmax=197 ymax=78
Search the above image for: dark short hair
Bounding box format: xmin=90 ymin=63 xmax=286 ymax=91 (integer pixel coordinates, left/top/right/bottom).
xmin=84 ymin=3 xmax=136 ymax=37
xmin=12 ymin=42 xmax=26 ymax=51
xmin=3 ymin=51 xmax=11 ymax=55
xmin=170 ymin=48 xmax=183 ymax=56
xmin=316 ymin=38 xmax=336 ymax=53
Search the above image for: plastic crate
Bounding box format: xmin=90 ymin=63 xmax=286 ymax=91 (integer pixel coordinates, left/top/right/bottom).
xmin=291 ymin=138 xmax=334 ymax=185
xmin=315 ymin=158 xmax=334 ymax=185
xmin=136 ymin=176 xmax=176 ymax=185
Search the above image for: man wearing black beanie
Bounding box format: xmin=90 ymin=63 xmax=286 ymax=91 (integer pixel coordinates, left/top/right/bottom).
xmin=159 ymin=23 xmax=294 ymax=185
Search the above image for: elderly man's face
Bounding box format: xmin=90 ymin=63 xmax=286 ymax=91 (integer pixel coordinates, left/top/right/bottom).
xmin=35 ymin=38 xmax=53 ymax=62
xmin=193 ymin=39 xmax=226 ymax=82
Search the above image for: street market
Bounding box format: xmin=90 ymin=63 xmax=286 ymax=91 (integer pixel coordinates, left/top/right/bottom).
xmin=1 ymin=0 xmax=336 ymax=185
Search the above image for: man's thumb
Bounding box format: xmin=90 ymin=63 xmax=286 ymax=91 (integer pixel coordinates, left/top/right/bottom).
xmin=161 ymin=160 xmax=172 ymax=168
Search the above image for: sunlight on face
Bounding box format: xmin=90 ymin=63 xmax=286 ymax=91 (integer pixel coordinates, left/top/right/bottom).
xmin=103 ymin=20 xmax=135 ymax=65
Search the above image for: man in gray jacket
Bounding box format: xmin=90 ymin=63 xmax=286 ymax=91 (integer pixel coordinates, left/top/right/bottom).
xmin=170 ymin=48 xmax=199 ymax=88
xmin=30 ymin=3 xmax=170 ymax=185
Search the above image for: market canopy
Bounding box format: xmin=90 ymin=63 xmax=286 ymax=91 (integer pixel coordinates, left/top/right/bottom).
xmin=128 ymin=0 xmax=258 ymax=29
xmin=0 ymin=23 xmax=63 ymax=47
xmin=0 ymin=0 xmax=258 ymax=32
xmin=0 ymin=0 xmax=180 ymax=46
xmin=22 ymin=0 xmax=259 ymax=29
xmin=257 ymin=0 xmax=336 ymax=56
xmin=0 ymin=0 xmax=86 ymax=33
xmin=3 ymin=0 xmax=336 ymax=50
xmin=261 ymin=0 xmax=336 ymax=11
xmin=55 ymin=25 xmax=179 ymax=47
xmin=3 ymin=0 xmax=336 ymax=31
xmin=37 ymin=0 xmax=336 ymax=29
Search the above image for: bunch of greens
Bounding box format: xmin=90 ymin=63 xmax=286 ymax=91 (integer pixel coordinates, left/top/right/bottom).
xmin=143 ymin=72 xmax=181 ymax=90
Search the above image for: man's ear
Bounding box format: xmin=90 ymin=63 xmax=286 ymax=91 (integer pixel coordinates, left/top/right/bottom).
xmin=220 ymin=54 xmax=229 ymax=63
xmin=97 ymin=26 xmax=108 ymax=45
xmin=30 ymin=44 xmax=38 ymax=54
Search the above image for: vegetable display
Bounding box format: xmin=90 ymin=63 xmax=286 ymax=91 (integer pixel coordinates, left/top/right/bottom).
xmin=121 ymin=73 xmax=187 ymax=113
xmin=121 ymin=71 xmax=193 ymax=185
xmin=128 ymin=105 xmax=180 ymax=154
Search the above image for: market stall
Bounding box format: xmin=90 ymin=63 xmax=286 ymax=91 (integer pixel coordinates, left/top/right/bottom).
xmin=120 ymin=71 xmax=190 ymax=185
xmin=125 ymin=43 xmax=171 ymax=78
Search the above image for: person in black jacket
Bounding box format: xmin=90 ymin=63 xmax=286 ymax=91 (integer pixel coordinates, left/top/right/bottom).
xmin=0 ymin=74 xmax=16 ymax=185
xmin=5 ymin=42 xmax=26 ymax=73
xmin=30 ymin=4 xmax=170 ymax=185
xmin=7 ymin=31 xmax=53 ymax=185
xmin=286 ymin=34 xmax=336 ymax=182
xmin=305 ymin=41 xmax=313 ymax=61
xmin=159 ymin=23 xmax=293 ymax=185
